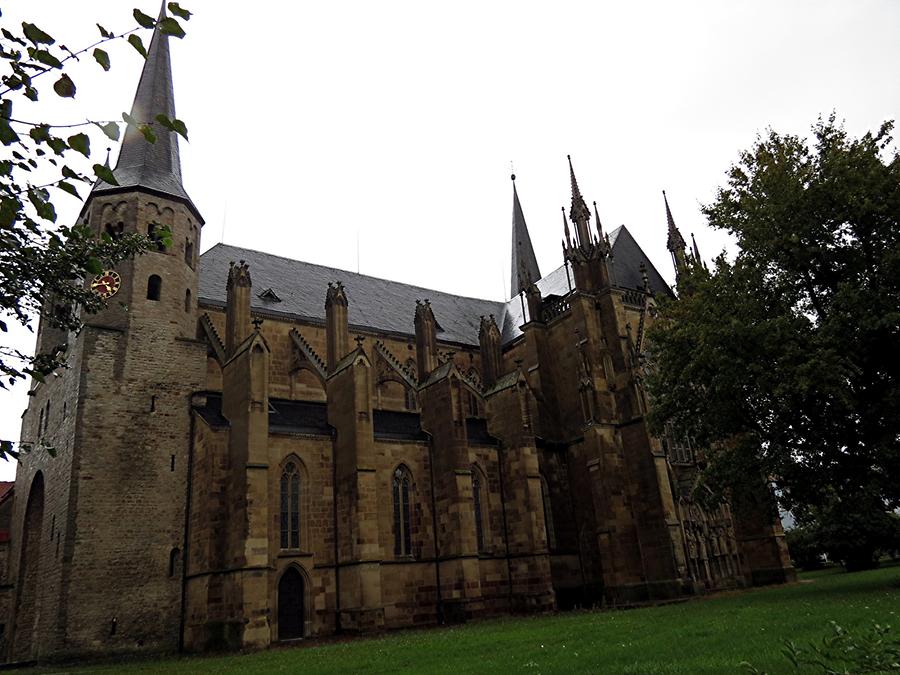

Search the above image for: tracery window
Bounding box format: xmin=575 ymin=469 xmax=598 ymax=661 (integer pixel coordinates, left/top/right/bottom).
xmin=663 ymin=422 xmax=694 ymax=464
xmin=392 ymin=465 xmax=412 ymax=556
xmin=280 ymin=461 xmax=301 ymax=549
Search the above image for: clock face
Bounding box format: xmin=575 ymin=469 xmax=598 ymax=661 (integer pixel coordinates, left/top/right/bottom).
xmin=90 ymin=270 xmax=122 ymax=299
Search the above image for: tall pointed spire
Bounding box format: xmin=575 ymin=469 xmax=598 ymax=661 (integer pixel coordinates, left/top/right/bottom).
xmin=663 ymin=190 xmax=686 ymax=252
xmin=510 ymin=173 xmax=541 ymax=298
xmin=92 ymin=5 xmax=200 ymax=221
xmin=567 ymin=155 xmax=592 ymax=248
xmin=663 ymin=190 xmax=688 ymax=276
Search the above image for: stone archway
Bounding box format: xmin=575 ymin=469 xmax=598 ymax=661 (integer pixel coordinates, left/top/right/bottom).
xmin=277 ymin=566 xmax=305 ymax=641
xmin=13 ymin=472 xmax=45 ymax=661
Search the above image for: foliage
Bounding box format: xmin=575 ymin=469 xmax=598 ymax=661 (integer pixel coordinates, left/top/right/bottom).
xmin=743 ymin=621 xmax=900 ymax=674
xmin=793 ymin=503 xmax=900 ymax=572
xmin=0 ymin=4 xmax=192 ymax=460
xmin=645 ymin=115 xmax=900 ymax=560
xmin=785 ymin=524 xmax=826 ymax=571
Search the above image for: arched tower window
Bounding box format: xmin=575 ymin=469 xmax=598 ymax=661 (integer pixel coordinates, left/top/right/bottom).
xmin=148 ymin=222 xmax=166 ymax=252
xmin=392 ymin=465 xmax=412 ymax=557
xmin=147 ymin=275 xmax=162 ymax=301
xmin=184 ymin=288 xmax=191 ymax=312
xmin=280 ymin=461 xmax=301 ymax=549
xmin=472 ymin=466 xmax=486 ymax=552
xmin=540 ymin=475 xmax=556 ymax=550
xmin=104 ymin=222 xmax=124 ymax=239
xmin=184 ymin=237 xmax=194 ymax=268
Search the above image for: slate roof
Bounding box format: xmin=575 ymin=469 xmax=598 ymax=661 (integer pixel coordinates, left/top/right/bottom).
xmin=194 ymin=392 xmax=432 ymax=441
xmin=373 ymin=410 xmax=429 ymax=441
xmin=496 ymin=226 xmax=674 ymax=343
xmin=199 ymin=244 xmax=504 ymax=347
xmin=198 ymin=226 xmax=672 ymax=348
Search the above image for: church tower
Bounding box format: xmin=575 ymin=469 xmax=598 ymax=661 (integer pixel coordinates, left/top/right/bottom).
xmin=7 ymin=11 xmax=207 ymax=660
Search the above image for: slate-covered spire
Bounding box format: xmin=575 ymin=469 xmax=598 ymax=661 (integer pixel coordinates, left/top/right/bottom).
xmin=510 ymin=174 xmax=541 ymax=298
xmin=92 ymin=5 xmax=200 ymax=221
xmin=567 ymin=155 xmax=592 ymax=248
xmin=663 ymin=190 xmax=686 ymax=252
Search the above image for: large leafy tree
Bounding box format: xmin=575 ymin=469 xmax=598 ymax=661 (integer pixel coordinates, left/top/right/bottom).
xmin=0 ymin=4 xmax=191 ymax=459
xmin=646 ymin=115 xmax=900 ymax=567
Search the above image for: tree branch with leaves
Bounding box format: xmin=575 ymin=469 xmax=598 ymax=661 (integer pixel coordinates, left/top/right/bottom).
xmin=646 ymin=115 xmax=900 ymax=569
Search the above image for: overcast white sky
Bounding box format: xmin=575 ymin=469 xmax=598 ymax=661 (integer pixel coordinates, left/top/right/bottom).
xmin=1 ymin=1 xmax=899 ymax=481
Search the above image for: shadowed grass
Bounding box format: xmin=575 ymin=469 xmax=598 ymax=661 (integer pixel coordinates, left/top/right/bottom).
xmin=39 ymin=563 xmax=900 ymax=674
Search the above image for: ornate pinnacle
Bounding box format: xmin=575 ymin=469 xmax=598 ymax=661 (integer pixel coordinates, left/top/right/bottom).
xmin=325 ymin=280 xmax=348 ymax=308
xmin=567 ymin=155 xmax=592 ymax=247
xmin=226 ymin=260 xmax=252 ymax=289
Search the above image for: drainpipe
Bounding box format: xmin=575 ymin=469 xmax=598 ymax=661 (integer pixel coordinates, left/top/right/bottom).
xmin=426 ymin=433 xmax=443 ymax=624
xmin=179 ymin=396 xmax=197 ymax=652
xmin=563 ymin=447 xmax=588 ymax=604
xmin=331 ymin=428 xmax=341 ymax=633
xmin=496 ymin=441 xmax=513 ymax=607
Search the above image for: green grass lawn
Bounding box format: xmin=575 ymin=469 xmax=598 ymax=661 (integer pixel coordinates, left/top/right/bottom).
xmin=42 ymin=564 xmax=900 ymax=674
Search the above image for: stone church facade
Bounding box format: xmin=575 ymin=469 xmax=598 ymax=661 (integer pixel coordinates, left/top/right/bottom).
xmin=1 ymin=20 xmax=794 ymax=663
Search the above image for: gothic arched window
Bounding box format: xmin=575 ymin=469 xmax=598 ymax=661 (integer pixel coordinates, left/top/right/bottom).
xmin=392 ymin=465 xmax=412 ymax=557
xmin=184 ymin=288 xmax=191 ymax=312
xmin=184 ymin=237 xmax=194 ymax=268
xmin=147 ymin=275 xmax=162 ymax=301
xmin=404 ymin=386 xmax=416 ymax=411
xmin=280 ymin=461 xmax=301 ymax=549
xmin=472 ymin=466 xmax=486 ymax=552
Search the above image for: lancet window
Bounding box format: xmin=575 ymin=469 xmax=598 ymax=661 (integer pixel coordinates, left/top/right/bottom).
xmin=280 ymin=461 xmax=301 ymax=549
xmin=392 ymin=465 xmax=412 ymax=556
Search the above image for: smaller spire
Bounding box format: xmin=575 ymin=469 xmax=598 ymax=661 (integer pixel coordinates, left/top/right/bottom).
xmin=592 ymin=200 xmax=605 ymax=240
xmin=691 ymin=232 xmax=702 ymax=263
xmin=561 ymin=206 xmax=572 ymax=249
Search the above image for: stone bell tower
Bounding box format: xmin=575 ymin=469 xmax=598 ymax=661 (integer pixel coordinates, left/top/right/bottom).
xmin=7 ymin=9 xmax=207 ymax=661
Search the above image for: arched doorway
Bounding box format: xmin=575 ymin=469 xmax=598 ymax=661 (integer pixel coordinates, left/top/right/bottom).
xmin=13 ymin=472 xmax=45 ymax=661
xmin=277 ymin=567 xmax=305 ymax=640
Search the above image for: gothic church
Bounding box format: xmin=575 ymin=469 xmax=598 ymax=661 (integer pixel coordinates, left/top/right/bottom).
xmin=0 ymin=17 xmax=794 ymax=662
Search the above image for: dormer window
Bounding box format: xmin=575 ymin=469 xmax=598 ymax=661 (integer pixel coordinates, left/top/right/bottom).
xmin=258 ymin=288 xmax=281 ymax=302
